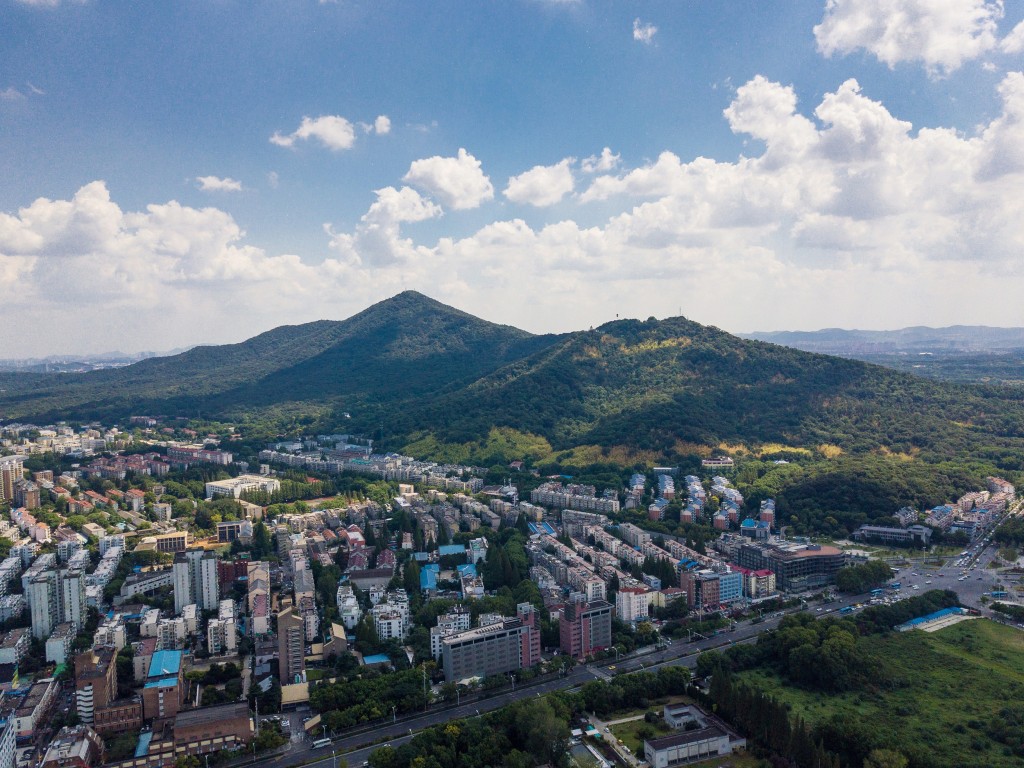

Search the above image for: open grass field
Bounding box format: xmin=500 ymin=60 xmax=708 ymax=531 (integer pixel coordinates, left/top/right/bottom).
xmin=738 ymin=619 xmax=1024 ymax=767
xmin=608 ymin=716 xmax=672 ymax=755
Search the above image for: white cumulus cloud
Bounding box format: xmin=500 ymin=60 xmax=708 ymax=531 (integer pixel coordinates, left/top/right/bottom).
xmin=196 ymin=176 xmax=243 ymax=193
xmin=327 ymin=186 xmax=441 ymax=268
xmin=814 ymin=0 xmax=1003 ymax=76
xmin=374 ymin=115 xmax=391 ymax=135
xmin=10 ymin=72 xmax=1024 ymax=354
xmin=271 ymin=115 xmax=356 ymax=151
xmin=504 ymin=159 xmax=576 ymax=207
xmin=633 ymin=18 xmax=657 ymax=45
xmin=402 ymin=148 xmax=494 ymax=210
xmin=581 ymin=147 xmax=621 ymax=174
xmin=1002 ymin=20 xmax=1024 ymax=53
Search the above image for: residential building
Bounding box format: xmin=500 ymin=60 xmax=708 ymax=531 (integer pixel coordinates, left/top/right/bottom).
xmin=335 ymin=585 xmax=362 ymax=630
xmin=559 ymin=599 xmax=612 ymax=660
xmin=277 ymin=603 xmax=305 ymax=685
xmin=204 ymin=475 xmax=280 ymax=500
xmin=74 ymin=647 xmax=117 ymax=725
xmin=45 ymin=623 xmax=75 ymax=665
xmin=39 ymin=726 xmax=104 ymax=768
xmin=429 ymin=607 xmax=472 ymax=660
xmin=173 ymin=549 xmax=219 ymax=613
xmin=142 ymin=649 xmax=184 ymax=721
xmin=441 ymin=605 xmax=540 ymax=683
xmin=372 ymin=590 xmax=411 ymax=641
xmin=0 ymin=712 xmax=13 ymax=768
xmin=14 ymin=677 xmax=58 ymax=740
xmin=530 ymin=482 xmax=620 ymax=513
xmin=0 ymin=629 xmax=29 ymax=667
xmin=615 ymin=586 xmax=650 ymax=623
xmin=0 ymin=457 xmax=26 ymax=502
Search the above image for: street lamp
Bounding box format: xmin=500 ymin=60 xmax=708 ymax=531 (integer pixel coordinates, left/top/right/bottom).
xmin=331 ymin=749 xmax=336 ymax=768
xmin=391 ymin=705 xmax=397 ymax=723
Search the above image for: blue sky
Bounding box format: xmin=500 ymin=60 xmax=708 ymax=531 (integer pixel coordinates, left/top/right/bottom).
xmin=2 ymin=0 xmax=1024 ymax=356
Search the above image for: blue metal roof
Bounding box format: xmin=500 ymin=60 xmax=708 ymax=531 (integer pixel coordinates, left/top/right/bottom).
xmin=457 ymin=563 xmax=477 ymax=577
xmin=420 ymin=569 xmax=437 ymax=590
xmin=144 ymin=676 xmax=178 ymax=689
xmin=148 ymin=649 xmax=182 ymax=678
xmin=438 ymin=544 xmax=466 ymax=556
xmin=135 ymin=731 xmax=153 ymax=758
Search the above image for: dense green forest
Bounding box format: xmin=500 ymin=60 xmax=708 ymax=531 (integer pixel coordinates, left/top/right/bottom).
xmin=3 ymin=292 xmax=1023 ymax=525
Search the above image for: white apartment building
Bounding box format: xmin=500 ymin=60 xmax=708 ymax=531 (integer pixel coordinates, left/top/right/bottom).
xmin=371 ymin=590 xmax=411 ymax=641
xmin=172 ymin=550 xmax=219 ymax=613
xmin=207 ymin=617 xmax=237 ymax=655
xmin=204 ymin=475 xmax=280 ymax=500
xmin=336 ymin=586 xmax=362 ymax=630
xmin=615 ymin=586 xmax=651 ymax=623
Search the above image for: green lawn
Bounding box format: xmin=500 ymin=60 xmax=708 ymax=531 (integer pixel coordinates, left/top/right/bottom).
xmin=608 ymin=715 xmax=673 ymax=755
xmin=738 ymin=620 xmax=1024 ymax=767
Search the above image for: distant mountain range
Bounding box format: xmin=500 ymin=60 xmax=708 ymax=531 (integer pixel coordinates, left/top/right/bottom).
xmin=0 ymin=349 xmax=191 ymax=374
xmin=741 ymin=326 xmax=1024 ymax=355
xmin=742 ymin=327 xmax=1024 ymax=384
xmin=2 ymin=292 xmax=1024 ymax=468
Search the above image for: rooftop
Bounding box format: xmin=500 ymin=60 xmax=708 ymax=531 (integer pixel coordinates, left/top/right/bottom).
xmin=174 ymin=701 xmax=251 ymax=729
xmin=148 ymin=649 xmax=182 ymax=678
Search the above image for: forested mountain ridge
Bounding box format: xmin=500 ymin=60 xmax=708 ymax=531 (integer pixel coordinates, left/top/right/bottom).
xmin=2 ymin=292 xmax=1024 ymax=477
xmin=0 ymin=291 xmax=559 ymax=423
xmin=396 ymin=314 xmax=1024 ymax=467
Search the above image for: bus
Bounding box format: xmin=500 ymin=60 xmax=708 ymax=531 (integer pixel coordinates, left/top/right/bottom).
xmin=839 ymin=606 xmax=855 ymax=614
xmin=312 ymin=738 xmax=332 ymax=749
xmin=991 ymin=591 xmax=1009 ymax=598
xmin=870 ymin=588 xmax=884 ymax=596
xmin=888 ymin=582 xmax=901 ymax=590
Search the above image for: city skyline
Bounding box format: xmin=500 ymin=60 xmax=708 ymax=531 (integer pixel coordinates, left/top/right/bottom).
xmin=2 ymin=1 xmax=1024 ymax=356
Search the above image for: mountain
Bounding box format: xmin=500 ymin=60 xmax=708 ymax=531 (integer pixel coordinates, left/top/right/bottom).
xmin=3 ymin=293 xmax=1024 ymax=472
xmin=396 ymin=316 xmax=1024 ymax=465
xmin=0 ymin=291 xmax=558 ymax=424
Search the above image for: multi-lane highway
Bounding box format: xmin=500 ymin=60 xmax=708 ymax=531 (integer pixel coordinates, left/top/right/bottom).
xmin=250 ymin=511 xmax=1024 ymax=768
xmin=250 ymin=595 xmax=872 ymax=768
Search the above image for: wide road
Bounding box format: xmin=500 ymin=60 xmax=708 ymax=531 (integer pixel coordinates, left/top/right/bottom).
xmin=254 ymin=522 xmax=1024 ymax=768
xmin=251 ymin=595 xmax=874 ymax=768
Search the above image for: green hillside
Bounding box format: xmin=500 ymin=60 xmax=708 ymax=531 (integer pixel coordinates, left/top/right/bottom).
xmin=2 ymin=292 xmax=1024 ymax=483
xmin=396 ymin=314 xmax=1024 ymax=467
xmin=0 ymin=291 xmax=557 ymax=424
